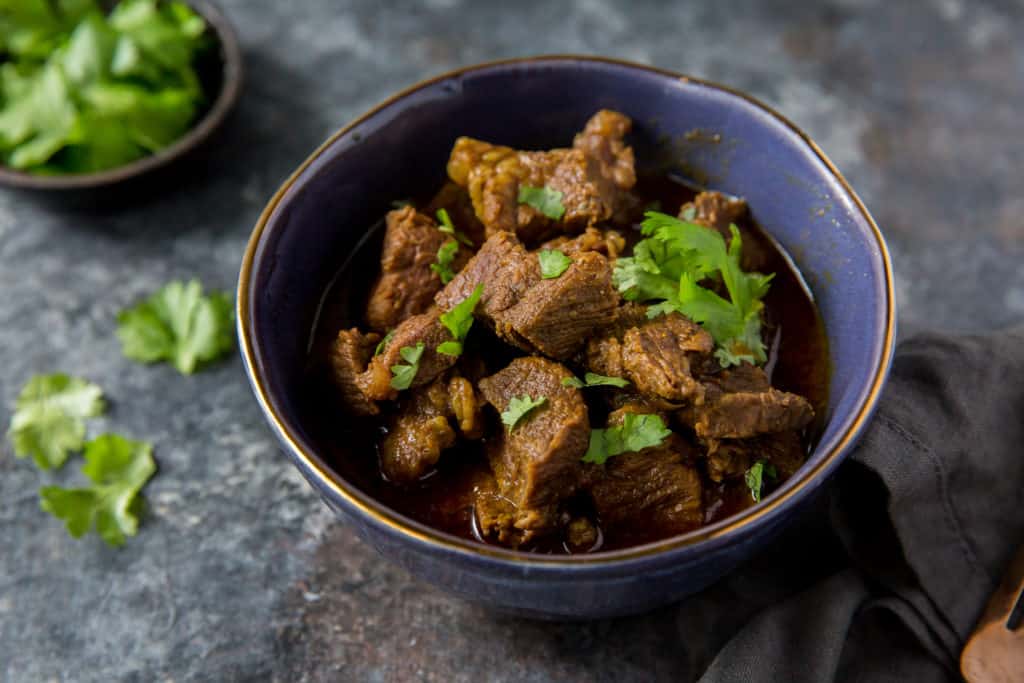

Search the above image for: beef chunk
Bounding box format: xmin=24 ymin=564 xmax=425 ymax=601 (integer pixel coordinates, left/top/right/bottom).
xmin=678 ymin=363 xmax=814 ymax=439
xmin=364 ymin=206 xmax=470 ymax=331
xmin=379 ymin=373 xmax=484 ymax=483
xmin=476 ymin=357 xmax=589 ymax=540
xmin=587 ymin=407 xmax=703 ymax=534
xmin=446 ymin=110 xmax=637 ymax=243
xmin=566 ymin=516 xmax=599 ymax=551
xmin=705 ymin=430 xmax=806 ymax=483
xmin=679 ymin=190 xmax=748 ymax=235
xmin=539 ymin=226 xmax=627 ymax=260
xmin=472 ymin=476 xmax=524 ymax=546
xmin=327 ymin=328 xmax=381 ymax=416
xmin=424 ymin=181 xmax=487 ymax=247
xmin=436 ymin=232 xmax=619 ymax=360
xmin=585 ymin=305 xmax=714 ymax=401
xmin=356 ymin=309 xmax=458 ymax=401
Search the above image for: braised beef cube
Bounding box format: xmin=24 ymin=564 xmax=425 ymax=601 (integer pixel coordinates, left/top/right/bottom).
xmin=356 ymin=309 xmax=458 ymax=401
xmin=434 ymin=231 xmax=540 ymax=319
xmin=327 ymin=328 xmax=381 ymax=416
xmin=476 ymin=357 xmax=589 ymax=540
xmin=566 ymin=516 xmax=599 ymax=551
xmin=539 ymin=226 xmax=627 ymax=260
xmin=705 ymin=430 xmax=806 ymax=483
xmin=587 ymin=407 xmax=703 ymax=534
xmin=365 ymin=206 xmax=471 ymax=331
xmin=678 ymin=363 xmax=814 ymax=439
xmin=496 ymin=251 xmax=618 ymax=360
xmin=424 ymin=181 xmax=487 ymax=247
xmin=586 ymin=306 xmax=714 ymax=401
xmin=679 ymin=190 xmax=748 ymax=235
xmin=446 ymin=110 xmax=637 ymax=243
xmin=472 ymin=476 xmax=526 ymax=546
xmin=447 ymin=374 xmax=484 ymax=439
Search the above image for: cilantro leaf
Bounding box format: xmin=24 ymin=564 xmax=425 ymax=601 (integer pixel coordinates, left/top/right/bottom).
xmin=582 ymin=413 xmax=672 ymax=465
xmin=39 ymin=433 xmax=156 ymax=547
xmin=430 ymin=239 xmax=459 ymax=285
xmin=389 ymin=342 xmax=425 ymax=391
xmin=6 ymin=373 xmax=105 ymax=470
xmin=744 ymin=460 xmax=778 ymax=502
xmin=435 ymin=208 xmax=473 ymax=246
xmin=613 ymin=211 xmax=774 ymax=367
xmin=374 ymin=329 xmax=395 ymax=356
xmin=116 ymin=279 xmax=234 ymax=375
xmin=518 ymin=185 xmax=565 ymax=220
xmin=561 ymin=372 xmax=631 ymax=389
xmin=538 ymin=249 xmax=572 ymax=279
xmin=500 ymin=395 xmax=547 ymax=432
xmin=437 ymin=284 xmax=484 ymax=357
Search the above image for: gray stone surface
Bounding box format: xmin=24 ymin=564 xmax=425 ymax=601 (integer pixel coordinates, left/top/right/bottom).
xmin=1 ymin=0 xmax=1021 ymax=680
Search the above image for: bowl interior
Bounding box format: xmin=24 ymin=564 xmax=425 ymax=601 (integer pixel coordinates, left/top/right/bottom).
xmin=243 ymin=57 xmax=892 ymax=557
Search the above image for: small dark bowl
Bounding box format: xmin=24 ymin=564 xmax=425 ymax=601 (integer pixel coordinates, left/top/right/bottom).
xmin=238 ymin=56 xmax=896 ymax=619
xmin=0 ymin=0 xmax=243 ymax=200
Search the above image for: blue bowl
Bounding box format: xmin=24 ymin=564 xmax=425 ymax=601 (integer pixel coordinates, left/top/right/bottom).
xmin=238 ymin=56 xmax=895 ymax=619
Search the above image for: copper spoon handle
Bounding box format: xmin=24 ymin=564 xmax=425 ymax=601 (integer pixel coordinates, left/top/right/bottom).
xmin=961 ymin=544 xmax=1024 ymax=682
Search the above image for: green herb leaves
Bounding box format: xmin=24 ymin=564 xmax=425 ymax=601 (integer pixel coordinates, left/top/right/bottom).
xmin=430 ymin=239 xmax=459 ymax=284
xmin=561 ymin=372 xmax=630 ymax=389
xmin=7 ymin=373 xmax=105 ymax=469
xmin=374 ymin=329 xmax=395 ymax=356
xmin=518 ymin=185 xmax=566 ymax=220
xmin=500 ymin=395 xmax=547 ymax=432
xmin=435 ymin=208 xmax=473 ymax=246
xmin=0 ymin=0 xmax=210 ymax=174
xmin=40 ymin=433 xmax=156 ymax=547
xmin=582 ymin=413 xmax=671 ymax=465
xmin=612 ymin=211 xmax=774 ymax=367
xmin=538 ymin=249 xmax=572 ymax=279
xmin=437 ymin=284 xmax=484 ymax=357
xmin=744 ymin=460 xmax=777 ymax=502
xmin=116 ymin=279 xmax=234 ymax=375
xmin=389 ymin=342 xmax=425 ymax=390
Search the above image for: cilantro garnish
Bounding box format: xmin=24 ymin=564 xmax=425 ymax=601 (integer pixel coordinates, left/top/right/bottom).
xmin=389 ymin=342 xmax=425 ymax=391
xmin=500 ymin=395 xmax=547 ymax=432
xmin=0 ymin=0 xmax=209 ymax=174
xmin=39 ymin=433 xmax=156 ymax=547
xmin=435 ymin=208 xmax=473 ymax=246
xmin=518 ymin=185 xmax=566 ymax=220
xmin=437 ymin=284 xmax=484 ymax=357
xmin=374 ymin=329 xmax=395 ymax=356
xmin=744 ymin=460 xmax=778 ymax=502
xmin=582 ymin=413 xmax=671 ymax=465
xmin=116 ymin=279 xmax=234 ymax=375
xmin=6 ymin=373 xmax=105 ymax=470
xmin=538 ymin=249 xmax=572 ymax=279
xmin=561 ymin=372 xmax=631 ymax=389
xmin=430 ymin=239 xmax=459 ymax=284
xmin=612 ymin=211 xmax=774 ymax=367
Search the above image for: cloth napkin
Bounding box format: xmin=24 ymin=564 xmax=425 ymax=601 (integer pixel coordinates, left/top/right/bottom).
xmin=676 ymin=327 xmax=1024 ymax=682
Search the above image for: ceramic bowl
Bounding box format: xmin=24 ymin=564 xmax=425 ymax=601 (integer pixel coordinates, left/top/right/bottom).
xmin=238 ymin=56 xmax=895 ymax=619
xmin=0 ymin=0 xmax=243 ymax=197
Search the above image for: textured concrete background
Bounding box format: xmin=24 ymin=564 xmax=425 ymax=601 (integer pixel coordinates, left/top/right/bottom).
xmin=1 ymin=0 xmax=1021 ymax=680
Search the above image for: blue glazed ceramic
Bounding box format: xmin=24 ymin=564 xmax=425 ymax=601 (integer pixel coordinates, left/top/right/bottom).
xmin=238 ymin=56 xmax=895 ymax=619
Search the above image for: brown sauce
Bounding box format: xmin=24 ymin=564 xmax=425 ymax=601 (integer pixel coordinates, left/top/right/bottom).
xmin=303 ymin=175 xmax=830 ymax=554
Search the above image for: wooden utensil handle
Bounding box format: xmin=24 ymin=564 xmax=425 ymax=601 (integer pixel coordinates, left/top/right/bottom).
xmin=961 ymin=544 xmax=1024 ymax=682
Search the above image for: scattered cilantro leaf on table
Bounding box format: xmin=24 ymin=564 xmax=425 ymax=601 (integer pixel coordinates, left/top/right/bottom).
xmin=437 ymin=284 xmax=484 ymax=357
xmin=389 ymin=342 xmax=425 ymax=391
xmin=518 ymin=185 xmax=565 ymax=220
xmin=582 ymin=413 xmax=671 ymax=465
xmin=435 ymin=208 xmax=473 ymax=246
xmin=561 ymin=372 xmax=630 ymax=389
xmin=6 ymin=373 xmax=105 ymax=470
xmin=744 ymin=460 xmax=777 ymax=502
xmin=430 ymin=239 xmax=459 ymax=284
xmin=39 ymin=433 xmax=156 ymax=547
xmin=500 ymin=395 xmax=547 ymax=432
xmin=612 ymin=211 xmax=774 ymax=367
xmin=538 ymin=249 xmax=572 ymax=279
xmin=116 ymin=279 xmax=234 ymax=375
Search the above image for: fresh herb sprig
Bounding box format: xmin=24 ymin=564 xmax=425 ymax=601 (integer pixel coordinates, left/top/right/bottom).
xmin=500 ymin=395 xmax=547 ymax=432
xmin=518 ymin=185 xmax=565 ymax=220
xmin=744 ymin=460 xmax=777 ymax=502
xmin=562 ymin=372 xmax=630 ymax=389
xmin=582 ymin=413 xmax=671 ymax=465
xmin=538 ymin=249 xmax=572 ymax=279
xmin=389 ymin=342 xmax=425 ymax=391
xmin=437 ymin=284 xmax=484 ymax=357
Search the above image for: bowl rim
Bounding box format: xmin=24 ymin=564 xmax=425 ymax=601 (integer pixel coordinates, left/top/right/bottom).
xmin=0 ymin=0 xmax=244 ymax=191
xmin=237 ymin=55 xmax=896 ymax=567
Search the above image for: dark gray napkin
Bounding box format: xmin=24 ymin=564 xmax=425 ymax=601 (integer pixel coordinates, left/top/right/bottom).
xmin=680 ymin=327 xmax=1024 ymax=682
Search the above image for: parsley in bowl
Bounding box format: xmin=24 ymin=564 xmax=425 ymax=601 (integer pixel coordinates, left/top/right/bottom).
xmin=0 ymin=0 xmax=241 ymax=188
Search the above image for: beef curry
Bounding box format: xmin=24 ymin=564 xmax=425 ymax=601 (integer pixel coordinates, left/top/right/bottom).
xmin=307 ymin=111 xmax=829 ymax=554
